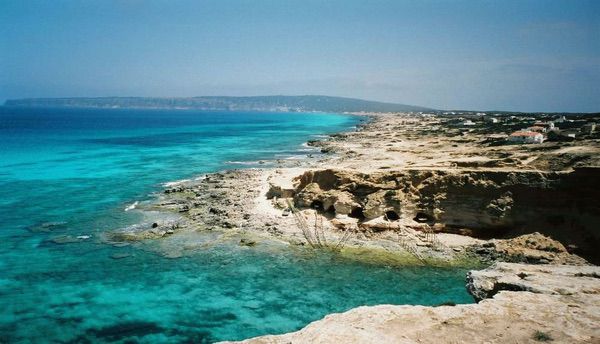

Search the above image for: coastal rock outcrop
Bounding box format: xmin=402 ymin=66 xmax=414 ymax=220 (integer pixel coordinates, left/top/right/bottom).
xmin=289 ymin=168 xmax=600 ymax=263
xmin=294 ymin=183 xmax=361 ymax=216
xmin=105 ymin=221 xmax=181 ymax=241
xmin=466 ymin=262 xmax=600 ymax=301
xmin=471 ymin=232 xmax=588 ymax=265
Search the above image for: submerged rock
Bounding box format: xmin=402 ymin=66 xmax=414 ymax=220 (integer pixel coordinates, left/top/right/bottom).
xmin=239 ymin=238 xmax=257 ymax=247
xmin=27 ymin=221 xmax=68 ymax=233
xmin=162 ymin=251 xmax=183 ymax=259
xmin=106 ymin=221 xmax=182 ymax=242
xmin=110 ymin=253 xmax=131 ymax=260
xmin=84 ymin=321 xmax=165 ymax=342
xmin=48 ymin=235 xmax=80 ymax=244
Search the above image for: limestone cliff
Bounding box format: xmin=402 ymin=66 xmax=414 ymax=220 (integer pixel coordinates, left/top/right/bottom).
xmin=289 ymin=167 xmax=600 ymax=263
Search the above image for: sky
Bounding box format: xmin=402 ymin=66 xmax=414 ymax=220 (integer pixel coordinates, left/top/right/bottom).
xmin=1 ymin=0 xmax=599 ymax=112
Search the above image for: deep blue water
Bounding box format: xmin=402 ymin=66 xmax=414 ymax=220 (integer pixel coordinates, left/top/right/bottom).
xmin=0 ymin=107 xmax=473 ymax=343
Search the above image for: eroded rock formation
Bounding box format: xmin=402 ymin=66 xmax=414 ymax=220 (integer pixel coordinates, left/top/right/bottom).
xmin=287 ymin=167 xmax=600 ymax=263
xmin=466 ymin=262 xmax=600 ymax=301
xmin=472 ymin=232 xmax=588 ymax=265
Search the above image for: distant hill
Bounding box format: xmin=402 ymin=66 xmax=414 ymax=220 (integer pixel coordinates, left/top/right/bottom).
xmin=3 ymin=95 xmax=433 ymax=113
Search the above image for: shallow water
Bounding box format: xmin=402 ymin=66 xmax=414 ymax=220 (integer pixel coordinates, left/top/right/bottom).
xmin=0 ymin=107 xmax=473 ymax=343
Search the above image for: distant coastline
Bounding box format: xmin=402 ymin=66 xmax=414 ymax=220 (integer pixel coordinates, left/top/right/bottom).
xmin=5 ymin=96 xmax=598 ymax=116
xmin=3 ymin=95 xmax=433 ymax=113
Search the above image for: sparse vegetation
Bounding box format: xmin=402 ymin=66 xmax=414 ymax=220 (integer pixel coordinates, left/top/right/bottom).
xmin=533 ymin=330 xmax=553 ymax=342
xmin=286 ymin=199 xmax=354 ymax=251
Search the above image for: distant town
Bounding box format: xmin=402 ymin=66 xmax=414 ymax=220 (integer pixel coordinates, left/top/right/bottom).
xmin=351 ymin=110 xmax=599 ymax=145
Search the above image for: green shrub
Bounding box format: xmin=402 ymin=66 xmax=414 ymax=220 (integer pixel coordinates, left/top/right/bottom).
xmin=533 ymin=330 xmax=553 ymax=342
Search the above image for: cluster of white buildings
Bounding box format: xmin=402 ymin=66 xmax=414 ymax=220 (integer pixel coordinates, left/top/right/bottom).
xmin=508 ymin=131 xmax=545 ymax=144
xmin=440 ymin=112 xmax=595 ymax=145
xmin=508 ymin=120 xmax=554 ymax=144
xmin=507 ymin=118 xmax=596 ymax=144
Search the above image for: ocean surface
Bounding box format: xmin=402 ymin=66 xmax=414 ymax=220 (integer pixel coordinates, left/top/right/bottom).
xmin=0 ymin=107 xmax=473 ymax=343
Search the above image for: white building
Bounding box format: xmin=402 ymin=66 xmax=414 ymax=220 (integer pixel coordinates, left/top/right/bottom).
xmin=508 ymin=131 xmax=544 ymax=144
xmin=581 ymin=123 xmax=596 ymax=134
xmin=533 ymin=121 xmax=555 ymax=130
xmin=555 ymin=116 xmax=567 ymax=123
xmin=528 ymin=126 xmax=547 ymax=133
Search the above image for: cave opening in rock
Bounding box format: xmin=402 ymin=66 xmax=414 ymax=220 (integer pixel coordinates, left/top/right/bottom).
xmin=311 ymin=200 xmax=324 ymax=210
xmin=349 ymin=207 xmax=366 ymax=220
xmin=385 ymin=210 xmax=400 ymax=221
xmin=413 ymin=212 xmax=432 ymax=223
xmin=547 ymin=215 xmax=566 ymax=226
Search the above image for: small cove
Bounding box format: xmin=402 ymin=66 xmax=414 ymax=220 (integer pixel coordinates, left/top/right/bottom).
xmin=0 ymin=107 xmax=474 ymax=343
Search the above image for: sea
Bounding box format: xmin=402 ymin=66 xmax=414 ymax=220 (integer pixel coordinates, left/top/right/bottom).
xmin=0 ymin=107 xmax=473 ymax=343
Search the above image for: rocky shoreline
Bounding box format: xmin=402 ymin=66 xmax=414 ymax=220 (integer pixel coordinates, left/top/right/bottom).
xmin=224 ymin=262 xmax=600 ymax=343
xmin=105 ymin=112 xmax=599 ymax=342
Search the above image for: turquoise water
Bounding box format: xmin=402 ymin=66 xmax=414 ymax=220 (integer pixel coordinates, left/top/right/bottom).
xmin=0 ymin=107 xmax=473 ymax=343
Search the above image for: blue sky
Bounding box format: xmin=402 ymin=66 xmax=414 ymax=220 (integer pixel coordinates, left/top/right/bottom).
xmin=1 ymin=0 xmax=599 ymax=112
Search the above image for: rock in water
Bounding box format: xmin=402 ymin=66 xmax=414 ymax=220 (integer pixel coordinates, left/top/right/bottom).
xmin=240 ymin=238 xmax=257 ymax=247
xmin=110 ymin=253 xmax=131 ymax=260
xmin=48 ymin=235 xmax=80 ymax=244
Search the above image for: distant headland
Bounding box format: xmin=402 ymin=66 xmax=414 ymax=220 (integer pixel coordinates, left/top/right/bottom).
xmin=3 ymin=95 xmax=433 ymax=113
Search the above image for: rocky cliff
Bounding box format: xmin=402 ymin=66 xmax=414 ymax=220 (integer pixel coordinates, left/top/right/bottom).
xmin=288 ymin=167 xmax=600 ymax=263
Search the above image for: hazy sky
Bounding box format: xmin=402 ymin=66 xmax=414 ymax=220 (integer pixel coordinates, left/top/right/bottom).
xmin=1 ymin=0 xmax=599 ymax=112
